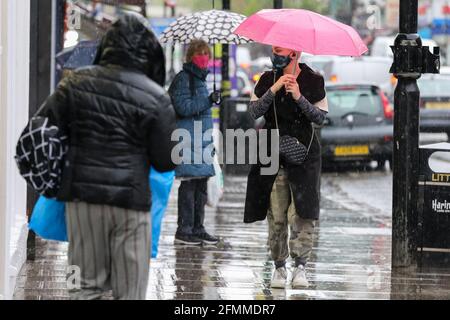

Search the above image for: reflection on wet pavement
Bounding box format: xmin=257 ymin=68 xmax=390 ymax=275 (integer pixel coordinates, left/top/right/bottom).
xmin=13 ymin=174 xmax=450 ymax=300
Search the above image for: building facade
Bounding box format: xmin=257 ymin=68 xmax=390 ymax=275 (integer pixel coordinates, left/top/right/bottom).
xmin=0 ymin=0 xmax=31 ymax=300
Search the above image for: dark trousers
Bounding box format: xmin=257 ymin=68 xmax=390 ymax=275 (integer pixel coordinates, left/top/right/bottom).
xmin=177 ymin=178 xmax=208 ymax=236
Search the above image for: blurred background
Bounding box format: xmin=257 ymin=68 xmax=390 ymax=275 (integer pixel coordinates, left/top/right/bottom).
xmin=2 ymin=0 xmax=449 ymax=301
xmin=55 ymin=0 xmax=450 ymax=173
xmin=62 ymin=1 xmax=450 ymax=93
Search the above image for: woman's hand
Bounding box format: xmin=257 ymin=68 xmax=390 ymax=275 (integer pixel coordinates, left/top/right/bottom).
xmin=284 ymin=75 xmax=301 ymax=100
xmin=270 ymin=75 xmax=292 ymax=94
xmin=209 ymin=91 xmax=222 ymax=105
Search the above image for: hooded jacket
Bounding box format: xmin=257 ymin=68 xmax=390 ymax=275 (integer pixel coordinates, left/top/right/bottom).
xmin=39 ymin=13 xmax=177 ymax=212
xmin=168 ymin=62 xmax=215 ymax=178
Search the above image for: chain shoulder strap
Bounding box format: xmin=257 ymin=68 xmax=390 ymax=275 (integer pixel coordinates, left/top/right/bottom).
xmin=306 ymin=124 xmax=315 ymax=154
xmin=273 ymin=72 xmax=280 ymax=136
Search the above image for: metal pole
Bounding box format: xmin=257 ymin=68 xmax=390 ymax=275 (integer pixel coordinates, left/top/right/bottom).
xmin=391 ymin=0 xmax=421 ymax=268
xmin=141 ymin=0 xmax=147 ymax=17
xmin=28 ymin=0 xmax=54 ymax=261
xmin=274 ymin=0 xmax=283 ymax=9
xmin=50 ymin=0 xmax=57 ymax=92
xmin=218 ymin=0 xmax=231 ymax=177
xmin=221 ymin=0 xmax=231 ymax=95
xmin=54 ymin=0 xmax=67 ymax=87
xmin=220 ymin=0 xmax=231 ymax=135
xmin=169 ymin=3 xmax=176 ymax=83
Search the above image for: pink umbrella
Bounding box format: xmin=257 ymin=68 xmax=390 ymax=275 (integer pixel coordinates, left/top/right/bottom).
xmin=233 ymin=9 xmax=368 ymax=56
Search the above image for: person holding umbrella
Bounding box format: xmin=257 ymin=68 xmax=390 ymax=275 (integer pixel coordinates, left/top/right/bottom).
xmin=246 ymin=47 xmax=328 ymax=289
xmin=168 ymin=39 xmax=221 ymax=245
xmin=235 ymin=9 xmax=368 ymax=289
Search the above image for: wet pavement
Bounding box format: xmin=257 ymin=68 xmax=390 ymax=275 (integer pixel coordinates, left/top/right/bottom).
xmin=13 ymin=168 xmax=450 ymax=300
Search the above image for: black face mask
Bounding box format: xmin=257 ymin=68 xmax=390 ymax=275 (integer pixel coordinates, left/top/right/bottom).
xmin=271 ymin=52 xmax=293 ymax=71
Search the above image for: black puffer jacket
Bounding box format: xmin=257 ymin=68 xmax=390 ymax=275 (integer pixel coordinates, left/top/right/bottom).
xmin=39 ymin=13 xmax=177 ymax=211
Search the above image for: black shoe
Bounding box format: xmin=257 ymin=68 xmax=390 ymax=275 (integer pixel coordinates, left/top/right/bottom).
xmin=196 ymin=232 xmax=219 ymax=245
xmin=174 ymin=234 xmax=202 ymax=245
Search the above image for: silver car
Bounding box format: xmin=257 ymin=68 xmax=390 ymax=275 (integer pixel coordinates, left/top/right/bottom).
xmin=321 ymin=83 xmax=394 ymax=170
xmin=322 ymin=56 xmax=397 ymax=99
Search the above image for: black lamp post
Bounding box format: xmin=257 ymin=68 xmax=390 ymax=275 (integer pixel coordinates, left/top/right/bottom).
xmin=390 ymin=0 xmax=440 ymax=268
xmin=219 ymin=0 xmax=231 ymax=136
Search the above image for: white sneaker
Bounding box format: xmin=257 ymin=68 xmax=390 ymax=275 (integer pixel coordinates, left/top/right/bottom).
xmin=292 ymin=265 xmax=309 ymax=288
xmin=271 ymin=266 xmax=288 ymax=289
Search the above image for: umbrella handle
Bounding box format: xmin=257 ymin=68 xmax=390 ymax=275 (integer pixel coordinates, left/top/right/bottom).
xmin=292 ymin=51 xmax=299 ymax=75
xmin=213 ymin=0 xmax=215 ymax=87
xmin=213 ymin=41 xmax=216 ymax=92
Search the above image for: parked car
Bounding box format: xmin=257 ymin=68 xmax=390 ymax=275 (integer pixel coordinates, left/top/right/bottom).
xmin=301 ymin=54 xmax=335 ymax=76
xmin=321 ymin=83 xmax=394 ymax=169
xmin=322 ymin=56 xmax=397 ymax=99
xmin=417 ymin=73 xmax=450 ymax=137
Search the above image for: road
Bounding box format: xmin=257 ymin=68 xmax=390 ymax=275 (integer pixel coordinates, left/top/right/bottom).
xmin=330 ymin=154 xmax=450 ymax=218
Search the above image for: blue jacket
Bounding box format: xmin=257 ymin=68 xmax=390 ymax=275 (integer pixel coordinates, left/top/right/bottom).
xmin=168 ymin=63 xmax=215 ymax=178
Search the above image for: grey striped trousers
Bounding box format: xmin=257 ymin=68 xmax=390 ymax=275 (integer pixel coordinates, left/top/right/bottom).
xmin=66 ymin=202 xmax=151 ymax=300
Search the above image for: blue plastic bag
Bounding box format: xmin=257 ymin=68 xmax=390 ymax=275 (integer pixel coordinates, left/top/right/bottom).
xmin=29 ymin=167 xmax=175 ymax=258
xmin=149 ymin=167 xmax=175 ymax=258
xmin=29 ymin=196 xmax=67 ymax=242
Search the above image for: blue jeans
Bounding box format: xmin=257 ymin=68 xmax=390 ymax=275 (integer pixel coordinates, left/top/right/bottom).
xmin=177 ymin=178 xmax=208 ymax=236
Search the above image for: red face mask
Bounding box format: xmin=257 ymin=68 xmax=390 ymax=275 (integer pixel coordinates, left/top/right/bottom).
xmin=192 ymin=54 xmax=210 ymax=69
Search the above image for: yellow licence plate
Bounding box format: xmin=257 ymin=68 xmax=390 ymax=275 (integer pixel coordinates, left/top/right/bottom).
xmin=335 ymin=145 xmax=370 ymax=156
xmin=426 ymin=102 xmax=450 ymax=109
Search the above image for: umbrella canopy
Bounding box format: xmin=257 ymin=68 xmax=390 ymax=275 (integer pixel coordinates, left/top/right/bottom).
xmin=56 ymin=40 xmax=99 ymax=70
xmin=160 ymin=9 xmax=251 ymax=44
xmin=233 ymin=9 xmax=368 ymax=56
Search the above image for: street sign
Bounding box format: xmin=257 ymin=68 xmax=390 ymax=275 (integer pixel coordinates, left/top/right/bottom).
xmin=418 ymin=143 xmax=450 ymax=267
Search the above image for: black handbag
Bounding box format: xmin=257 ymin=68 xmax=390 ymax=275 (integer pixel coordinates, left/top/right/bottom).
xmin=273 ymin=73 xmax=314 ymax=166
xmin=15 ymin=103 xmax=68 ymax=198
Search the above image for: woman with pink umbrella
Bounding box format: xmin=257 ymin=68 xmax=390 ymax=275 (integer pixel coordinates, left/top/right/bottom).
xmin=235 ymin=9 xmax=368 ymax=289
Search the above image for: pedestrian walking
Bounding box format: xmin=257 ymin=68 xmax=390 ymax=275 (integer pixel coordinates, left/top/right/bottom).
xmin=168 ymin=39 xmax=221 ymax=246
xmin=36 ymin=13 xmax=177 ymax=300
xmin=244 ymin=46 xmax=329 ymax=289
